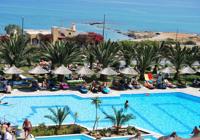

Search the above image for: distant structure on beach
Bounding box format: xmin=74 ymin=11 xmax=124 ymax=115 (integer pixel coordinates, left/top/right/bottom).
xmin=23 ymin=23 xmax=76 ymax=45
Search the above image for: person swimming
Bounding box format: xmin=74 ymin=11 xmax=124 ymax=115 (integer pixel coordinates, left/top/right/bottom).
xmin=124 ymin=100 xmax=130 ymax=109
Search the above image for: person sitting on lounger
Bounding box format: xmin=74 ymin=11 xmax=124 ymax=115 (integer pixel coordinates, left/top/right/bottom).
xmin=157 ymin=72 xmax=163 ymax=85
xmin=97 ymin=63 xmax=102 ymax=71
xmin=192 ymin=78 xmax=199 ymax=87
xmin=68 ymin=64 xmax=72 ymax=69
xmin=124 ymin=100 xmax=130 ymax=109
xmin=90 ymin=81 xmax=97 ymax=91
xmin=99 ymin=82 xmax=107 ymax=92
xmin=42 ymin=79 xmax=47 ymax=88
xmin=2 ymin=76 xmax=7 ymax=81
xmin=190 ymin=126 xmax=200 ymax=136
xmin=82 ymin=81 xmax=87 ymax=89
xmin=144 ymin=81 xmax=155 ymax=89
xmin=132 ymin=79 xmax=140 ymax=86
xmin=112 ymin=79 xmax=121 ymax=89
xmin=74 ymin=63 xmax=78 ymax=69
xmin=78 ymin=74 xmax=83 ymax=80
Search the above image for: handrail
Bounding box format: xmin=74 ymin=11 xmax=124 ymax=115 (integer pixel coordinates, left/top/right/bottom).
xmin=4 ymin=114 xmax=18 ymax=123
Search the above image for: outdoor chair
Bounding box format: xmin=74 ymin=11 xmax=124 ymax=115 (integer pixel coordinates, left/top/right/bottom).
xmin=78 ymin=85 xmax=88 ymax=93
xmin=38 ymin=83 xmax=47 ymax=90
xmin=48 ymin=81 xmax=58 ymax=91
xmin=60 ymin=83 xmax=69 ymax=90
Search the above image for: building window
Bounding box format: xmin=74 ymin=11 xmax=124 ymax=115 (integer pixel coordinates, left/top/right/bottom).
xmin=68 ymin=32 xmax=71 ymax=36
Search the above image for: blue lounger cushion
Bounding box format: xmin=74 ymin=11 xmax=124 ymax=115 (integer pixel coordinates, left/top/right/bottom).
xmin=78 ymin=86 xmax=88 ymax=93
xmin=103 ymin=88 xmax=110 ymax=93
xmin=129 ymin=85 xmax=134 ymax=89
xmin=135 ymin=85 xmax=141 ymax=88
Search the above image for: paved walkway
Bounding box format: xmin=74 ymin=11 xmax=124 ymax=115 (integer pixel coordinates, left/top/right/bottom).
xmin=1 ymin=86 xmax=200 ymax=140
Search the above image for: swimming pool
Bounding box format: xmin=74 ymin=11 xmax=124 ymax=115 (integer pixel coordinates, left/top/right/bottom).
xmin=35 ymin=134 xmax=157 ymax=140
xmin=0 ymin=92 xmax=199 ymax=138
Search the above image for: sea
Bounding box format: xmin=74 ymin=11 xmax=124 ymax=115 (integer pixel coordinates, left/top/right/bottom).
xmin=0 ymin=0 xmax=200 ymax=41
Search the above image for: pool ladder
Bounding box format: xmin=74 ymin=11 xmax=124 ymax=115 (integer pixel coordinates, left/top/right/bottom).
xmin=4 ymin=114 xmax=18 ymax=123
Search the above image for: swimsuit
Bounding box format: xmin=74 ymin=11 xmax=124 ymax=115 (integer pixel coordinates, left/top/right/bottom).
xmin=125 ymin=104 xmax=129 ymax=108
xmin=1 ymin=129 xmax=6 ymax=134
xmin=24 ymin=127 xmax=30 ymax=132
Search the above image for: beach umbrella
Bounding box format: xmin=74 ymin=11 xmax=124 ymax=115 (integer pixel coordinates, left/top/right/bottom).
xmin=121 ymin=66 xmax=138 ymax=81
xmin=179 ymin=66 xmax=196 ymax=84
xmin=160 ymin=66 xmax=176 ymax=74
xmin=158 ymin=132 xmax=183 ymax=140
xmin=75 ymin=65 xmax=94 ymax=75
xmin=197 ymin=69 xmax=200 ymax=73
xmin=3 ymin=64 xmax=24 ymax=81
xmin=98 ymin=66 xmax=117 ymax=85
xmin=3 ymin=64 xmax=23 ymax=74
xmin=28 ymin=65 xmax=49 ymax=74
xmin=98 ymin=66 xmax=117 ymax=75
xmin=53 ymin=64 xmax=72 ymax=81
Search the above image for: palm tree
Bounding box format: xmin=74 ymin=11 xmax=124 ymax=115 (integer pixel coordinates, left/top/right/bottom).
xmin=40 ymin=40 xmax=81 ymax=69
xmin=0 ymin=34 xmax=37 ymax=67
xmin=44 ymin=106 xmax=70 ymax=129
xmin=134 ymin=43 xmax=161 ymax=80
xmin=152 ymin=41 xmax=168 ymax=74
xmin=185 ymin=46 xmax=200 ymax=67
xmin=91 ymin=97 xmax=102 ymax=131
xmin=102 ymin=106 xmax=135 ymax=134
xmin=74 ymin=112 xmax=79 ymax=124
xmin=119 ymin=41 xmax=138 ymax=67
xmin=83 ymin=45 xmax=96 ymax=70
xmin=165 ymin=43 xmax=189 ymax=79
xmin=89 ymin=39 xmax=121 ymax=80
xmin=96 ymin=117 xmax=100 ymax=131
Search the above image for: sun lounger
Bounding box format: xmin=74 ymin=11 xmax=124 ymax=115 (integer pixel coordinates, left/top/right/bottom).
xmin=67 ymin=80 xmax=85 ymax=85
xmin=60 ymin=83 xmax=69 ymax=90
xmin=19 ymin=74 xmax=32 ymax=80
xmin=38 ymin=83 xmax=47 ymax=90
xmin=48 ymin=81 xmax=58 ymax=91
xmin=31 ymin=81 xmax=38 ymax=91
xmin=164 ymin=79 xmax=177 ymax=88
xmin=156 ymin=81 xmax=167 ymax=89
xmin=147 ymin=73 xmax=154 ymax=80
xmin=10 ymin=81 xmax=30 ymax=86
xmin=131 ymin=78 xmax=141 ymax=89
xmin=144 ymin=74 xmax=153 ymax=83
xmin=78 ymin=85 xmax=88 ymax=93
xmin=177 ymin=80 xmax=188 ymax=88
xmin=65 ymin=75 xmax=73 ymax=80
xmin=144 ymin=81 xmax=155 ymax=89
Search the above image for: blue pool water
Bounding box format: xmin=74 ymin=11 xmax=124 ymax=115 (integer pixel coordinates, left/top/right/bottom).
xmin=0 ymin=92 xmax=200 ymax=138
xmin=0 ymin=0 xmax=200 ymax=41
xmin=35 ymin=135 xmax=156 ymax=140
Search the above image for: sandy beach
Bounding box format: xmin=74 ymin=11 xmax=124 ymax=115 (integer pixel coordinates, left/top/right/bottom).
xmin=129 ymin=32 xmax=200 ymax=45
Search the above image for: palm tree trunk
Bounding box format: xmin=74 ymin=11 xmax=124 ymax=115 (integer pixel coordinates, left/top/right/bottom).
xmin=12 ymin=74 xmax=20 ymax=81
xmin=57 ymin=74 xmax=64 ymax=81
xmin=174 ymin=71 xmax=180 ymax=80
xmin=51 ymin=63 xmax=56 ymax=70
xmin=125 ymin=59 xmax=131 ymax=67
xmin=89 ymin=54 xmax=93 ymax=70
xmin=139 ymin=72 xmax=145 ymax=81
xmin=153 ymin=65 xmax=158 ymax=74
xmin=100 ymin=74 xmax=107 ymax=81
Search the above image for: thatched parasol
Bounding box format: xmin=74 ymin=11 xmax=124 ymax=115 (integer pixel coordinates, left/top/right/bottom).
xmin=3 ymin=64 xmax=24 ymax=81
xmin=75 ymin=65 xmax=94 ymax=75
xmin=28 ymin=65 xmax=49 ymax=74
xmin=53 ymin=64 xmax=72 ymax=81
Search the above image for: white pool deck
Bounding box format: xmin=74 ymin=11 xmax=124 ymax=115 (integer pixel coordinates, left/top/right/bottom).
xmin=1 ymin=86 xmax=199 ymax=140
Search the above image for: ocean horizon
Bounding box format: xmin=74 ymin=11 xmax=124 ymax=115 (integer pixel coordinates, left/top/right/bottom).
xmin=0 ymin=0 xmax=200 ymax=41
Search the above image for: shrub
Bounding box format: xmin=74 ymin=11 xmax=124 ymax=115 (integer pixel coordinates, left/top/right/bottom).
xmin=158 ymin=65 xmax=161 ymax=70
xmin=100 ymin=128 xmax=111 ymax=136
xmin=167 ymin=38 xmax=174 ymax=41
xmin=165 ymin=63 xmax=169 ymax=68
xmin=130 ymin=64 xmax=134 ymax=67
xmin=198 ymin=66 xmax=200 ymax=69
xmin=192 ymin=66 xmax=196 ymax=71
xmin=183 ymin=40 xmax=196 ymax=45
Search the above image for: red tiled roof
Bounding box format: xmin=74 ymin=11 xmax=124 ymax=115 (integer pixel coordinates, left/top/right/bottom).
xmin=58 ymin=33 xmax=65 ymax=38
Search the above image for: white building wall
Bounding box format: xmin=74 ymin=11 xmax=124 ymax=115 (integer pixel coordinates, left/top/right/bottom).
xmin=60 ymin=27 xmax=66 ymax=36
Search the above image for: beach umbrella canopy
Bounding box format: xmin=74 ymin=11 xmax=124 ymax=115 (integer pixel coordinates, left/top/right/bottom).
xmin=3 ymin=65 xmax=23 ymax=74
xmin=98 ymin=66 xmax=117 ymax=75
xmin=179 ymin=66 xmax=196 ymax=74
xmin=75 ymin=65 xmax=94 ymax=75
xmin=121 ymin=66 xmax=138 ymax=75
xmin=53 ymin=64 xmax=72 ymax=75
xmin=160 ymin=66 xmax=176 ymax=74
xmin=158 ymin=132 xmax=183 ymax=140
xmin=28 ymin=65 xmax=49 ymax=74
xmin=197 ymin=69 xmax=200 ymax=73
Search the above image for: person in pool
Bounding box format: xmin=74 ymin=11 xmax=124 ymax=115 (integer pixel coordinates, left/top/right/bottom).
xmin=124 ymin=100 xmax=130 ymax=109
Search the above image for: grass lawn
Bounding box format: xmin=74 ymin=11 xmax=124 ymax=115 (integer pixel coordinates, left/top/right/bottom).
xmin=0 ymin=63 xmax=199 ymax=88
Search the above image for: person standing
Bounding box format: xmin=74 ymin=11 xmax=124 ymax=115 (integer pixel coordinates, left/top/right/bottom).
xmin=4 ymin=129 xmax=12 ymax=140
xmin=23 ymin=118 xmax=32 ymax=140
